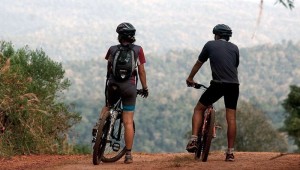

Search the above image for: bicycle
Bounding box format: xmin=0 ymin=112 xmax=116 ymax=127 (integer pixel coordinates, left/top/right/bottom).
xmin=191 ymin=83 xmax=217 ymax=162
xmin=92 ymin=89 xmax=143 ymax=165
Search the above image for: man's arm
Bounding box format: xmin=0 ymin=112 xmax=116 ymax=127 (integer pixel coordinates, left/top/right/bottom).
xmin=186 ymin=60 xmax=204 ymax=85
xmin=138 ymin=64 xmax=147 ymax=89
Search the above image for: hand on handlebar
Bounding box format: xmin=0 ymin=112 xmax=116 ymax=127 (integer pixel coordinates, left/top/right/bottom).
xmin=186 ymin=78 xmax=195 ymax=87
xmin=186 ymin=79 xmax=206 ymax=89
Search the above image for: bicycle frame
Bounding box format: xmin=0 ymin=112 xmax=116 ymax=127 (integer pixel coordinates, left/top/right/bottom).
xmin=106 ymin=98 xmax=122 ymax=141
xmin=93 ymin=89 xmax=143 ymax=165
xmin=192 ymin=83 xmax=217 ymax=162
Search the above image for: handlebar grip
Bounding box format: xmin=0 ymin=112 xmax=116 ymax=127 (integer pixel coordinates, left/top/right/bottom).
xmin=194 ymin=83 xmax=202 ymax=89
xmin=194 ymin=83 xmax=208 ymax=89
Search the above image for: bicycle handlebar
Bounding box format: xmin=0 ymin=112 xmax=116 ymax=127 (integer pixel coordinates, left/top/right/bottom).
xmin=191 ymin=83 xmax=208 ymax=89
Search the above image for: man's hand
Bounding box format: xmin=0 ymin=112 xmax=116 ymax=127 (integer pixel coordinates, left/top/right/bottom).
xmin=186 ymin=78 xmax=195 ymax=87
xmin=141 ymin=88 xmax=149 ymax=98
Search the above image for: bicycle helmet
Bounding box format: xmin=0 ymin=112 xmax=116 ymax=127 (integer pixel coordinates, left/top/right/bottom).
xmin=116 ymin=22 xmax=136 ymax=36
xmin=212 ymin=24 xmax=232 ymax=37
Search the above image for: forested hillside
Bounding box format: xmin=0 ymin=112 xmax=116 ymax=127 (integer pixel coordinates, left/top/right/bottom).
xmin=1 ymin=0 xmax=299 ymax=61
xmin=63 ymin=41 xmax=300 ymax=152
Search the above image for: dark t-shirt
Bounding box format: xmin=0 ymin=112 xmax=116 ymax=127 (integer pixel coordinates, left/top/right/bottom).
xmin=198 ymin=39 xmax=239 ymax=84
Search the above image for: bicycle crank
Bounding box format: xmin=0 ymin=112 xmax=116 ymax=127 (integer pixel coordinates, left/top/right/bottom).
xmin=112 ymin=143 xmax=121 ymax=151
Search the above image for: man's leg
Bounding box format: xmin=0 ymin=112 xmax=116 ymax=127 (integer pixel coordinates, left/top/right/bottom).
xmin=192 ymin=102 xmax=207 ymax=136
xmin=186 ymin=102 xmax=207 ymax=152
xmin=122 ymin=111 xmax=134 ymax=163
xmin=92 ymin=106 xmax=109 ymax=137
xmin=226 ymin=108 xmax=236 ymax=148
xmin=122 ymin=111 xmax=134 ymax=150
xmin=225 ymin=108 xmax=236 ymax=161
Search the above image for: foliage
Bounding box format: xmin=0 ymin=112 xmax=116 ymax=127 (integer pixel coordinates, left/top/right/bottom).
xmin=212 ymin=102 xmax=288 ymax=152
xmin=282 ymin=85 xmax=300 ymax=152
xmin=276 ymin=0 xmax=294 ymax=9
xmin=0 ymin=41 xmax=81 ymax=157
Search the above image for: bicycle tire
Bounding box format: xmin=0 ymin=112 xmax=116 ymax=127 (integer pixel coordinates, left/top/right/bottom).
xmin=93 ymin=111 xmax=110 ymax=165
xmin=195 ymin=120 xmax=204 ymax=160
xmin=201 ymin=109 xmax=215 ymax=162
xmin=101 ymin=116 xmax=136 ymax=162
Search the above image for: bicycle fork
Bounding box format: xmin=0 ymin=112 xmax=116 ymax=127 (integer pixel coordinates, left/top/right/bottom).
xmin=106 ymin=109 xmax=118 ymax=141
xmin=106 ymin=109 xmax=123 ymax=152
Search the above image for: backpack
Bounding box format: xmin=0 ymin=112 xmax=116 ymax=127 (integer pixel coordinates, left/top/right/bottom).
xmin=112 ymin=44 xmax=137 ymax=81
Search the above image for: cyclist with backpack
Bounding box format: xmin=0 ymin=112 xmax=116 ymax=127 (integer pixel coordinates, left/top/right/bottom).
xmin=93 ymin=22 xmax=148 ymax=164
xmin=186 ymin=24 xmax=239 ymax=162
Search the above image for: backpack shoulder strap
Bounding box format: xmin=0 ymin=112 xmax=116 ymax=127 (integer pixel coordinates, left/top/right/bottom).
xmin=129 ymin=44 xmax=139 ymax=63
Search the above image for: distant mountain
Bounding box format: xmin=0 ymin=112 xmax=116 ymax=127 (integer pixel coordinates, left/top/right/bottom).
xmin=1 ymin=0 xmax=299 ymax=61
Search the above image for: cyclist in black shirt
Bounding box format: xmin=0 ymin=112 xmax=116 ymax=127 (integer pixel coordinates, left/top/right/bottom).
xmin=186 ymin=24 xmax=239 ymax=162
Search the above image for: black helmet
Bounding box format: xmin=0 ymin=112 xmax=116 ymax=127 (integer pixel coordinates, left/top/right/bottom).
xmin=213 ymin=24 xmax=232 ymax=37
xmin=116 ymin=22 xmax=136 ymax=36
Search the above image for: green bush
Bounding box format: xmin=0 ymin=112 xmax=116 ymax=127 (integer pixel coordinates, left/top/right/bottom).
xmin=282 ymin=85 xmax=300 ymax=152
xmin=0 ymin=41 xmax=81 ymax=157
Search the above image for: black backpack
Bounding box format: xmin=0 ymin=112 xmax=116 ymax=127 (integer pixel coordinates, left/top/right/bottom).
xmin=112 ymin=44 xmax=137 ymax=81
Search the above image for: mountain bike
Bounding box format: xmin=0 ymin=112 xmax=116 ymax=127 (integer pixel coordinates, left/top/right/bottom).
xmin=92 ymin=89 xmax=143 ymax=165
xmin=192 ymin=83 xmax=216 ymax=162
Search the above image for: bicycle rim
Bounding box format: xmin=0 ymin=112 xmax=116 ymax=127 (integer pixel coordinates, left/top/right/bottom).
xmin=92 ymin=112 xmax=110 ymax=165
xmin=101 ymin=118 xmax=136 ymax=163
xmin=201 ymin=109 xmax=215 ymax=162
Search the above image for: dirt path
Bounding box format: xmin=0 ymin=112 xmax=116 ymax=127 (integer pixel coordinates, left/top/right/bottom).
xmin=0 ymin=152 xmax=299 ymax=170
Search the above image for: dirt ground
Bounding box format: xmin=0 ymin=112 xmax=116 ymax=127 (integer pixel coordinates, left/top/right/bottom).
xmin=0 ymin=152 xmax=299 ymax=170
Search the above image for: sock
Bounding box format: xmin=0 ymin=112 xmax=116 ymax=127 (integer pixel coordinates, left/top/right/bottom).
xmin=226 ymin=148 xmax=234 ymax=154
xmin=190 ymin=135 xmax=198 ymax=141
xmin=126 ymin=149 xmax=132 ymax=155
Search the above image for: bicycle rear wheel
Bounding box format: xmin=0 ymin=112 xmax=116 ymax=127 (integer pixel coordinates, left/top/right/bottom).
xmin=101 ymin=115 xmax=135 ymax=162
xmin=195 ymin=120 xmax=204 ymax=160
xmin=93 ymin=112 xmax=110 ymax=165
xmin=201 ymin=109 xmax=215 ymax=162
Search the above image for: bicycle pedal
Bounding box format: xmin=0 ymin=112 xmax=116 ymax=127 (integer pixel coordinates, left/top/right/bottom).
xmin=112 ymin=143 xmax=120 ymax=152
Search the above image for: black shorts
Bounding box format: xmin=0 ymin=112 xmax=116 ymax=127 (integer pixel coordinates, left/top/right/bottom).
xmin=199 ymin=81 xmax=239 ymax=110
xmin=106 ymin=78 xmax=137 ymax=111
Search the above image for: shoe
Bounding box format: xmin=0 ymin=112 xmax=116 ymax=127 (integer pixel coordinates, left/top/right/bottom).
xmin=186 ymin=139 xmax=197 ymax=153
xmin=124 ymin=154 xmax=133 ymax=164
xmin=225 ymin=153 xmax=235 ymax=162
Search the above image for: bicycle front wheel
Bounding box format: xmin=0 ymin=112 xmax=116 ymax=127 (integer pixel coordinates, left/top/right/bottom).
xmin=92 ymin=111 xmax=110 ymax=165
xmin=101 ymin=116 xmax=135 ymax=162
xmin=201 ymin=109 xmax=215 ymax=162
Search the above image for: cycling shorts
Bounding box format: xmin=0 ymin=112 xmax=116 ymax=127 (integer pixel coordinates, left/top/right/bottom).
xmin=107 ymin=78 xmax=137 ymax=112
xmin=199 ymin=81 xmax=239 ymax=110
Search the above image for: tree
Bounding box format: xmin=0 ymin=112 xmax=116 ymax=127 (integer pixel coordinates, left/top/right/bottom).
xmin=0 ymin=41 xmax=81 ymax=156
xmin=276 ymin=0 xmax=295 ymax=9
xmin=282 ymin=85 xmax=300 ymax=152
